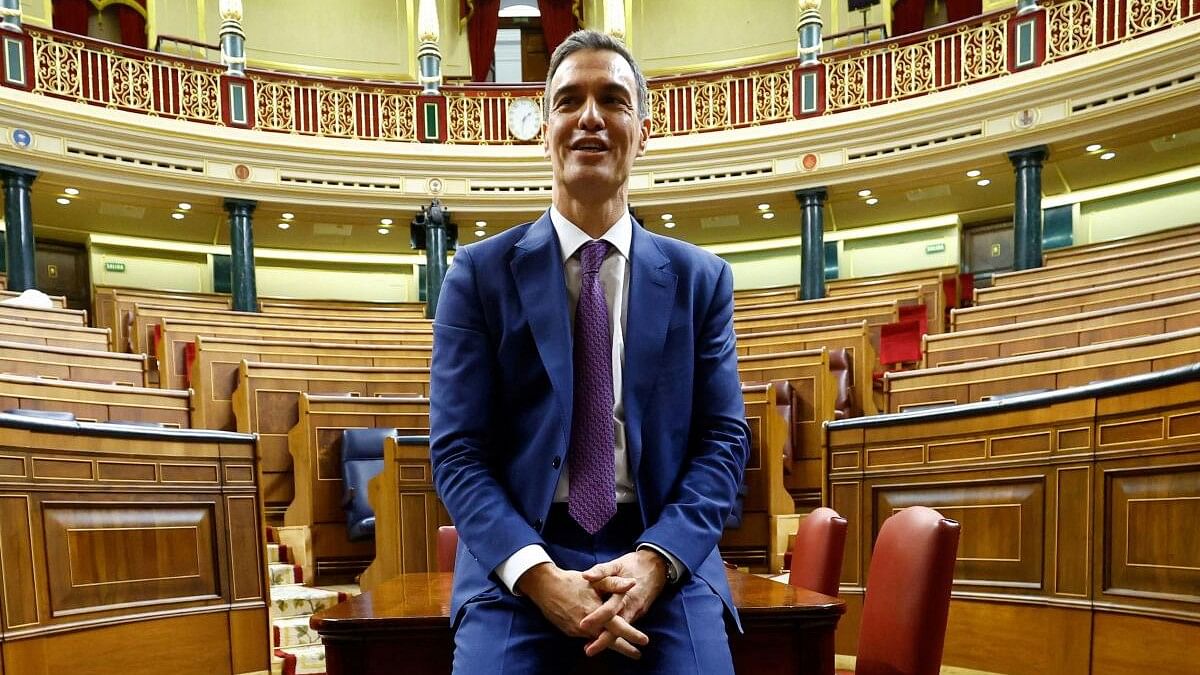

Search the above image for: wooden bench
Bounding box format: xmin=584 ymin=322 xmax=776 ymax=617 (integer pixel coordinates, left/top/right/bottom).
xmin=0 ymin=372 xmax=191 ymax=427
xmin=0 ymin=302 xmax=87 ymax=326
xmin=285 ymin=394 xmax=430 ymax=585
xmin=231 ymin=361 xmax=432 ymax=520
xmin=826 ymin=269 xmax=955 ymax=333
xmin=733 ymin=286 xmax=923 ymax=318
xmin=992 ymin=238 xmax=1200 ymax=288
xmin=720 ymin=383 xmax=794 ymax=573
xmin=362 ymin=435 xmax=449 ymax=591
xmin=154 ymin=318 xmax=434 ymax=390
xmin=737 ymin=321 xmax=878 ymax=416
xmin=0 ymin=316 xmax=111 ymax=351
xmin=0 ymin=411 xmax=267 ymax=675
xmin=0 ymin=289 xmax=68 ymax=307
xmin=950 ymin=267 xmax=1200 ymax=331
xmin=0 ymin=340 xmax=148 ymax=386
xmin=190 ymin=336 xmax=431 ymax=430
xmin=975 ymin=251 xmax=1200 ymax=304
xmin=733 ymin=285 xmax=799 ymax=305
xmin=93 ymin=285 xmax=231 ymax=353
xmin=884 ymin=326 xmax=1200 ymax=412
xmin=737 ymin=349 xmax=837 ymax=508
xmin=1043 ymin=222 xmax=1200 ymax=266
xmin=925 ymin=292 xmax=1200 ymax=367
xmin=826 ymin=363 xmax=1200 ymax=674
xmin=734 ymin=300 xmax=900 ymax=335
xmin=260 ymin=298 xmax=427 ymax=318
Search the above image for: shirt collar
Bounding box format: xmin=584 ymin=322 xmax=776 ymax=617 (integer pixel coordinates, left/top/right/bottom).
xmin=549 ymin=205 xmax=633 ymax=264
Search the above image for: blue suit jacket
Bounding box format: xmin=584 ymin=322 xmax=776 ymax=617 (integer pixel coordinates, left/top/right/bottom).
xmin=429 ymin=210 xmax=749 ymax=627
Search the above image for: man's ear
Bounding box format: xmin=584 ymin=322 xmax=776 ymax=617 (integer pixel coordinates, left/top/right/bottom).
xmin=542 ymin=121 xmax=550 ymax=159
xmin=636 ymin=116 xmax=651 ymax=157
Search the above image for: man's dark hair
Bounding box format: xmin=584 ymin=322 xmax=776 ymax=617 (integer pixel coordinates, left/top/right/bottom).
xmin=543 ymin=30 xmax=650 ymax=122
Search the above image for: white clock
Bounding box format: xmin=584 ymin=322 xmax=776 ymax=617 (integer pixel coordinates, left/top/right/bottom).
xmin=506 ymin=98 xmax=542 ymax=141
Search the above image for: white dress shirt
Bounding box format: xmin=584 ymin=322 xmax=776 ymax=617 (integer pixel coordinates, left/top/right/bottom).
xmin=494 ymin=206 xmax=682 ymax=593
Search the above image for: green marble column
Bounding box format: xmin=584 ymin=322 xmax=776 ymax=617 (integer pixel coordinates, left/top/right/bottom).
xmin=224 ymin=198 xmax=258 ymax=312
xmin=1008 ymin=145 xmax=1049 ymax=271
xmin=795 ymin=187 xmax=828 ymax=300
xmin=1 ymin=164 xmax=38 ymax=291
xmin=423 ymin=201 xmax=449 ymax=319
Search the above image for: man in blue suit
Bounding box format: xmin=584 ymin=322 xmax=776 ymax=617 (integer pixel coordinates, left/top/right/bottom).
xmin=430 ymin=29 xmax=749 ymax=674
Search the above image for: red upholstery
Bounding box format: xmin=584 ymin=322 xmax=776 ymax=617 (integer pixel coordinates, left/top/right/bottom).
xmin=941 ymin=276 xmax=958 ymax=311
xmin=828 ymin=348 xmax=855 ymax=419
xmin=852 ymin=506 xmax=961 ymax=675
xmin=787 ymin=507 xmax=848 ymax=598
xmin=897 ymin=303 xmax=928 ymax=336
xmin=958 ymin=273 xmax=975 ymax=308
xmin=766 ymin=380 xmax=795 ymax=468
xmin=437 ymin=525 xmax=459 ymax=573
xmin=879 ymin=319 xmax=922 ymax=367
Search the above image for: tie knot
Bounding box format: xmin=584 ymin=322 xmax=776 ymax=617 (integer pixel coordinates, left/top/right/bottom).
xmin=579 ymin=240 xmax=610 ymax=275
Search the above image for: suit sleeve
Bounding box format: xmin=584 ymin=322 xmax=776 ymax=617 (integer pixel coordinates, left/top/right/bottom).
xmin=429 ymin=246 xmax=545 ymax=576
xmin=637 ymin=261 xmax=750 ymax=576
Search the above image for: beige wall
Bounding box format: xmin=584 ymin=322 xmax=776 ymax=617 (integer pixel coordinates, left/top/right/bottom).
xmin=722 ymin=248 xmax=802 ymax=291
xmin=90 ymin=246 xmax=211 ymax=293
xmin=18 ymin=0 xmax=53 ymax=28
xmin=628 ymin=0 xmax=797 ymax=75
xmin=1077 ymin=179 xmax=1200 ymax=245
xmin=839 ymin=225 xmax=959 ymax=277
xmin=256 ymin=261 xmax=415 ymax=302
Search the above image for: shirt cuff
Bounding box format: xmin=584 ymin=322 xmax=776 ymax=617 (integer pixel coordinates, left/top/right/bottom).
xmin=637 ymin=543 xmax=683 ymax=584
xmin=495 ymin=544 xmax=553 ymax=595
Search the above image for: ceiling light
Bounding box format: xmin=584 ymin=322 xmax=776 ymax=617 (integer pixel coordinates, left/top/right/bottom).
xmin=178 ymin=202 xmax=191 ymax=210
xmin=281 ymin=212 xmax=294 ymax=220
xmin=1100 ymin=151 xmax=1116 ymax=160
xmin=1086 ymin=143 xmax=1103 ymax=152
xmin=757 ymin=203 xmax=770 ymax=211
xmin=865 ymin=197 xmax=879 ymax=206
xmin=857 ymin=189 xmax=872 ymax=198
xmin=378 ymin=227 xmax=390 ymax=235
xmin=56 ymin=197 xmax=71 ymax=205
xmin=475 ymin=229 xmax=486 ymax=237
xmin=171 ymin=212 xmax=185 ymax=220
xmin=966 ymin=169 xmax=981 ymax=178
xmin=64 ymin=187 xmax=80 ymax=196
xmin=661 ymin=213 xmax=673 ymax=221
xmin=475 ymin=220 xmax=487 ymax=227
xmin=762 ymin=212 xmax=775 ymax=220
xmin=976 ymin=179 xmax=991 ymax=187
xmin=664 ymin=222 xmax=677 ymax=229
xmin=277 ymin=222 xmax=290 ymax=230
xmin=380 ymin=218 xmax=393 ymax=226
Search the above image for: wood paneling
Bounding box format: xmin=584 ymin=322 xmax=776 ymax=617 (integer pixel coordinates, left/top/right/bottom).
xmin=1091 ymin=611 xmax=1200 ymax=675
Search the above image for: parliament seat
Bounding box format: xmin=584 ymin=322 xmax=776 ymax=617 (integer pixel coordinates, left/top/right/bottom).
xmin=787 ymin=507 xmax=848 ymax=598
xmin=341 ymin=427 xmax=394 ymax=542
xmin=437 ymin=525 xmax=459 ymax=573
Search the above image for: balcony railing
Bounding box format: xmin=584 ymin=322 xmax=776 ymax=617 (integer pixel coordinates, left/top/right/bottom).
xmin=3 ymin=0 xmax=1195 ymax=145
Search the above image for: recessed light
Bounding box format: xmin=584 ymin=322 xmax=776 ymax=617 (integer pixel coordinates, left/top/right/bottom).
xmin=762 ymin=212 xmax=775 ymax=220
xmin=857 ymin=189 xmax=872 ymax=198
xmin=475 ymin=229 xmax=486 ymax=237
xmin=966 ymin=170 xmax=981 ymax=178
xmin=178 ymin=202 xmax=191 ymax=210
xmin=1100 ymin=151 xmax=1116 ymax=160
xmin=380 ymin=218 xmax=393 ymax=226
xmin=378 ymin=227 xmax=390 ymax=235
xmin=661 ymin=213 xmax=673 ymax=221
xmin=277 ymin=222 xmax=290 ymax=230
xmin=56 ymin=197 xmax=71 ymax=205
xmin=664 ymin=222 xmax=676 ymax=229
xmin=1086 ymin=144 xmax=1103 ymax=152
xmin=281 ymin=212 xmax=294 ymax=220
xmin=475 ymin=220 xmax=487 ymax=227
xmin=171 ymin=212 xmax=185 ymax=219
xmin=64 ymin=187 xmax=80 ymax=196
xmin=757 ymin=203 xmax=770 ymax=211
xmin=865 ymin=197 xmax=879 ymax=206
xmin=976 ymin=179 xmax=991 ymax=187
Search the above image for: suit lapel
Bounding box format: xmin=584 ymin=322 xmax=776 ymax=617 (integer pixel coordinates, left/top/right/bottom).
xmin=510 ymin=212 xmax=573 ymax=443
xmin=623 ymin=224 xmax=677 ymax=480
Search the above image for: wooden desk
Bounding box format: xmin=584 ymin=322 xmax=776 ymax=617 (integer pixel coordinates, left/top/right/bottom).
xmin=313 ymin=569 xmax=844 ymax=674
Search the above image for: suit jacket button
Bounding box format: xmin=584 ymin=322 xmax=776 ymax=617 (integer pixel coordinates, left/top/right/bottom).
xmin=551 ymin=456 xmax=561 ymax=469
xmin=534 ymin=519 xmax=543 ymax=529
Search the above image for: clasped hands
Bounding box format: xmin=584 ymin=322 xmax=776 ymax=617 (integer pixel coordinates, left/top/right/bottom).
xmin=516 ymin=549 xmax=669 ymax=660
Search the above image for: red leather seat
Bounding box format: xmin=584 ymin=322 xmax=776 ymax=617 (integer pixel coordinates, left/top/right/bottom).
xmin=878 ymin=318 xmax=923 ymax=372
xmin=838 ymin=506 xmax=961 ymax=675
xmin=787 ymin=507 xmax=848 ymax=598
xmin=897 ymin=303 xmax=928 ymax=336
xmin=437 ymin=525 xmax=459 ymax=573
xmin=828 ymin=349 xmax=855 ymax=419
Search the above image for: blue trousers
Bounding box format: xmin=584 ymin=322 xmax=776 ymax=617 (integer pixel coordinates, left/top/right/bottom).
xmin=452 ymin=504 xmax=735 ymax=674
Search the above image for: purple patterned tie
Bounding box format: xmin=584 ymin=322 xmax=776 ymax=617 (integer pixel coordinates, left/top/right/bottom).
xmin=568 ymin=239 xmax=617 ymax=535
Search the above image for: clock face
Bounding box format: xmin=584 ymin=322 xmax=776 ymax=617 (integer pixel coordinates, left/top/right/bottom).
xmin=507 ymin=98 xmax=542 ymax=141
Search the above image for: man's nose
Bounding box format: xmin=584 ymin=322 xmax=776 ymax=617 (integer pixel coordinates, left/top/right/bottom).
xmin=577 ymin=97 xmax=605 ymax=130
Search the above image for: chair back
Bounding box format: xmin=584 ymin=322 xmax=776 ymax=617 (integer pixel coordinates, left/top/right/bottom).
xmin=897 ymin=303 xmax=928 ymax=336
xmin=879 ymin=319 xmax=922 ymax=367
xmin=340 ymin=427 xmax=393 ymax=541
xmin=828 ymin=349 xmax=855 ymax=419
xmin=437 ymin=525 xmax=459 ymax=573
xmin=856 ymin=506 xmax=961 ymax=675
xmin=788 ymin=507 xmax=848 ymax=597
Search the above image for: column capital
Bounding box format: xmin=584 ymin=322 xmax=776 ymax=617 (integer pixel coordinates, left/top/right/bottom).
xmin=0 ymin=164 xmax=39 ymax=183
xmin=223 ymin=197 xmax=257 ymax=215
xmin=1007 ymin=145 xmax=1049 ymax=167
xmin=794 ymin=187 xmax=828 ymax=204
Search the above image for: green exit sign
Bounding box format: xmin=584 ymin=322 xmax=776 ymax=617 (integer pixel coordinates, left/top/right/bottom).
xmin=104 ymin=261 xmax=126 ymax=272
xmin=925 ymin=242 xmax=946 ymax=254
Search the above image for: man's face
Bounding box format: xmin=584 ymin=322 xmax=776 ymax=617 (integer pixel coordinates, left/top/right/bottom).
xmin=543 ymin=49 xmax=650 ymax=201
